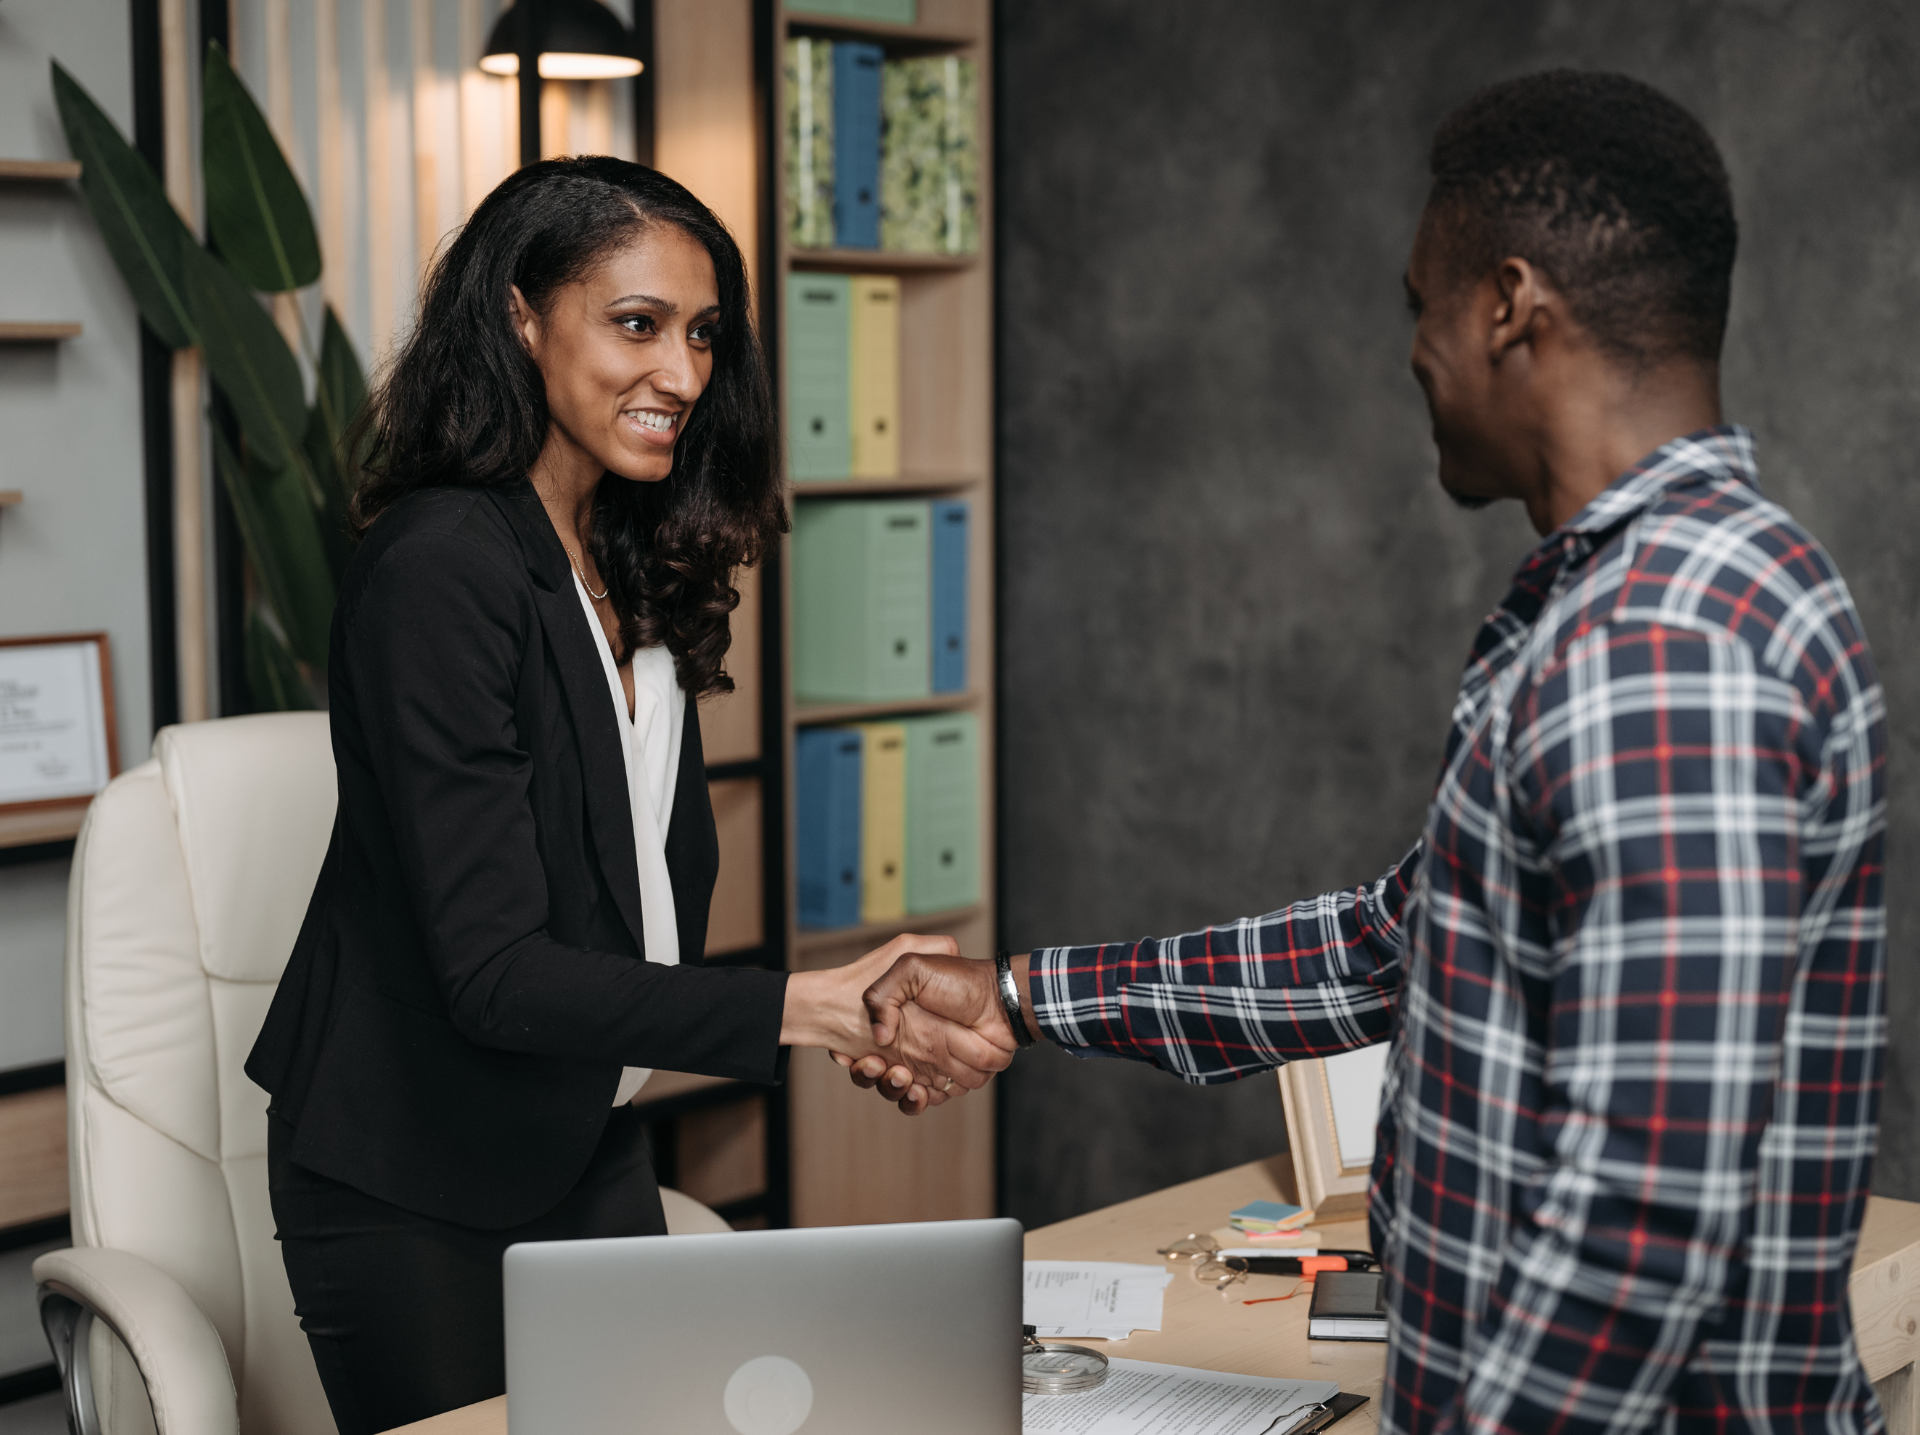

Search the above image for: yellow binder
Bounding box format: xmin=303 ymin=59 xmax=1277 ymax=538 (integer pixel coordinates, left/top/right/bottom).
xmin=848 ymin=274 xmax=901 ymax=477
xmin=851 ymin=721 xmax=908 ymax=921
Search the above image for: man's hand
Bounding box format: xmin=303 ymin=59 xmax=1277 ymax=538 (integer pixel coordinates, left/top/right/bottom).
xmin=796 ymin=936 xmax=1012 ymax=1114
xmin=834 ymin=952 xmax=1034 ymax=1114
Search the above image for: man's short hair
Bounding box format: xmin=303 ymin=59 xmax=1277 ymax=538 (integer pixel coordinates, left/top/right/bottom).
xmin=1427 ymin=70 xmax=1737 ymax=366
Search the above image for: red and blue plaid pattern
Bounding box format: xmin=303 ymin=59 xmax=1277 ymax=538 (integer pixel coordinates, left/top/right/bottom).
xmin=1030 ymin=428 xmax=1888 ymax=1434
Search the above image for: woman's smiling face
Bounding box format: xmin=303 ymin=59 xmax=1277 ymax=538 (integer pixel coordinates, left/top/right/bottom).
xmin=513 ymin=221 xmax=720 ymax=484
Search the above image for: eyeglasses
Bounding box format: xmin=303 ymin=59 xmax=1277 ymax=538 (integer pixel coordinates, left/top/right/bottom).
xmin=1156 ymin=1231 xmax=1380 ymax=1299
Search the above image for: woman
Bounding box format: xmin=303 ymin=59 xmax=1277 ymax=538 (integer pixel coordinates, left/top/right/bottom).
xmin=245 ymin=157 xmax=1005 ymax=1435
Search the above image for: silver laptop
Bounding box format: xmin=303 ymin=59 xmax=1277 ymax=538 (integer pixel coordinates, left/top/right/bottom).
xmin=504 ymin=1218 xmax=1024 ymax=1434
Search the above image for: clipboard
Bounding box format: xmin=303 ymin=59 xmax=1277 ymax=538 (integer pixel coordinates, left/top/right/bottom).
xmin=1288 ymin=1391 xmax=1369 ymax=1433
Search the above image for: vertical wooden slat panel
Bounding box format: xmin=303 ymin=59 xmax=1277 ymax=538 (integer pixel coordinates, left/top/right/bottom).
xmin=653 ymin=0 xmax=757 ymax=294
xmin=706 ymin=778 xmax=764 ymax=956
xmin=458 ymin=0 xmax=514 ymax=215
xmin=362 ymin=0 xmax=398 ymax=359
xmin=161 ymin=0 xmax=209 ymax=722
xmin=316 ymin=0 xmax=352 ymax=324
xmin=411 ymin=0 xmax=441 ymax=276
xmin=539 ymin=76 xmax=569 ymax=160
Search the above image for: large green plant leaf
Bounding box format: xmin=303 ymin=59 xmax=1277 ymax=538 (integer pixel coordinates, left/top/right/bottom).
xmin=50 ymin=61 xmax=199 ymax=350
xmin=202 ymin=41 xmax=321 ymax=293
xmin=308 ymin=307 xmax=368 ymax=582
xmin=211 ymin=424 xmax=336 ymax=669
xmin=244 ymin=603 xmax=318 ymax=711
xmin=184 ymin=240 xmax=309 ymax=473
xmin=315 ymin=305 xmax=368 ymax=497
xmin=303 ymin=401 xmax=355 ymax=583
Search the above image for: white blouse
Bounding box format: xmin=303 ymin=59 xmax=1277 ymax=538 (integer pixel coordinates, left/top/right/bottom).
xmin=570 ymin=572 xmax=686 ymax=1106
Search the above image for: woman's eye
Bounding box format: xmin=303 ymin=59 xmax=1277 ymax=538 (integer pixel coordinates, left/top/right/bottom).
xmin=621 ymin=315 xmax=657 ymax=335
xmin=690 ymin=322 xmax=718 ymax=345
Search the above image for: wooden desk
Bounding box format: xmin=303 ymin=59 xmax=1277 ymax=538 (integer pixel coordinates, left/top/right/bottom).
xmin=384 ymin=1156 xmax=1920 ymax=1434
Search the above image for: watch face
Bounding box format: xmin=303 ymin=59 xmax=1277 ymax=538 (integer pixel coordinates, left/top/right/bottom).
xmin=1022 ymin=1344 xmax=1110 ymax=1394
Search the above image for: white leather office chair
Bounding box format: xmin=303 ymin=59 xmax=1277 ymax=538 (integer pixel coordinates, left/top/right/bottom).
xmin=36 ymin=712 xmax=731 ymax=1435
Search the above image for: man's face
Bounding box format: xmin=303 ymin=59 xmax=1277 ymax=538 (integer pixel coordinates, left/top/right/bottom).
xmin=1405 ymin=211 xmax=1525 ymax=509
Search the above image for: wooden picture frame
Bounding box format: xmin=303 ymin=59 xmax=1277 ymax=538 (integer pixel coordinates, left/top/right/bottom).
xmin=0 ymin=632 xmax=118 ymax=847
xmin=1277 ymin=1043 xmax=1389 ymax=1220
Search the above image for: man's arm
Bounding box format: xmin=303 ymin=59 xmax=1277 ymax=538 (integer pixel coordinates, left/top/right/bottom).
xmin=864 ymin=843 xmax=1421 ymax=1092
xmin=1440 ymin=621 xmax=1814 ymax=1435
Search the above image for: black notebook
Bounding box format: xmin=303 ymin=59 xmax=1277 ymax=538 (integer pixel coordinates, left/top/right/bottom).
xmin=1307 ymin=1271 xmax=1388 ymax=1341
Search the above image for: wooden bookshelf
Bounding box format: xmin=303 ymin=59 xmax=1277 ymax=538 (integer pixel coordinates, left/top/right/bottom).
xmin=769 ymin=0 xmax=996 ymax=1229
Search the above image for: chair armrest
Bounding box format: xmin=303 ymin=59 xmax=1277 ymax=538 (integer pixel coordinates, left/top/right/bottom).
xmin=34 ymin=1246 xmax=239 ymax=1435
xmin=660 ymin=1186 xmax=734 ymax=1235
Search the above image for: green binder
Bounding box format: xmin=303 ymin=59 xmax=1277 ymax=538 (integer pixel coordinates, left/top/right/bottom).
xmin=787 ymin=274 xmax=851 ymax=480
xmin=880 ymin=55 xmax=978 ymax=255
xmin=783 ymin=38 xmax=834 ymax=250
xmin=792 ymin=498 xmax=931 ymax=702
xmin=902 ymin=711 xmax=978 ymax=913
xmin=792 ymin=0 xmax=917 ymax=22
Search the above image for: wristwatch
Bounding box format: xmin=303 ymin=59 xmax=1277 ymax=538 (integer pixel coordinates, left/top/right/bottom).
xmin=995 ymin=950 xmax=1036 ymax=1049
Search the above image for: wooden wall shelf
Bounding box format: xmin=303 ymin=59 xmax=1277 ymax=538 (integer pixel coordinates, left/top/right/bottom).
xmin=0 ymin=805 xmax=84 ymax=850
xmin=784 ymin=12 xmax=974 ymax=51
xmin=0 ymin=491 xmax=22 ymax=507
xmin=0 ymin=323 xmax=83 ymax=343
xmin=795 ymin=691 xmax=980 ymax=726
xmin=795 ymin=905 xmax=985 ymax=958
xmin=791 ymin=474 xmax=983 ymax=497
xmin=0 ymin=160 xmax=82 ymax=182
xmin=790 ymin=247 xmax=976 ymax=272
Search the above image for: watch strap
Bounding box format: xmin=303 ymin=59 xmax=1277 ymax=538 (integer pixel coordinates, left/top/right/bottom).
xmin=995 ymin=949 xmax=1036 ymax=1048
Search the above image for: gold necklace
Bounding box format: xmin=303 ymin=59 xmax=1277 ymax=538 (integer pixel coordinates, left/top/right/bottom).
xmin=566 ymin=545 xmax=608 ymax=601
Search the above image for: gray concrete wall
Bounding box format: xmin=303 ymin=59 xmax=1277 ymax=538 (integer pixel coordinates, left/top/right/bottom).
xmin=0 ymin=0 xmax=149 ymax=1075
xmin=995 ymin=0 xmax=1920 ymax=1228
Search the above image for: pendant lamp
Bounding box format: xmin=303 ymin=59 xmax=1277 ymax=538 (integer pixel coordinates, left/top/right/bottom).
xmin=481 ymin=0 xmax=643 ymax=80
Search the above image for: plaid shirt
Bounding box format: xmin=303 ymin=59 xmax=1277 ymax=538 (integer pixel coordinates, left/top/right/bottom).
xmin=1030 ymin=428 xmax=1888 ymax=1435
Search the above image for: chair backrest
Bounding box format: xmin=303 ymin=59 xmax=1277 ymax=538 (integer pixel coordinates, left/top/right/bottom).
xmin=66 ymin=713 xmax=338 ymax=1435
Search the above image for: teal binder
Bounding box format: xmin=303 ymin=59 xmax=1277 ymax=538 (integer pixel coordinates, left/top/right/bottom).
xmin=792 ymin=499 xmax=931 ymax=702
xmin=902 ymin=711 xmax=978 ymax=913
xmin=786 ymin=273 xmax=851 ymax=479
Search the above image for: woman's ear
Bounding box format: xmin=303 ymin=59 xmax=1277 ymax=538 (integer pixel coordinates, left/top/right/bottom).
xmin=508 ymin=284 xmax=540 ymax=354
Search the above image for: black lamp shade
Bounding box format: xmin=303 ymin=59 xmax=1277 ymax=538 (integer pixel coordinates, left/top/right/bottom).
xmin=481 ymin=0 xmax=642 ymax=79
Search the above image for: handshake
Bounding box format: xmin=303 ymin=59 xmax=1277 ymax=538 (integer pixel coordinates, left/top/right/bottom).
xmin=783 ymin=934 xmax=1038 ymax=1117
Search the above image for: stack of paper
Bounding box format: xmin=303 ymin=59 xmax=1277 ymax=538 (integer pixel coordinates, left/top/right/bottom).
xmin=1023 ymin=1262 xmax=1174 ymax=1342
xmin=1230 ymin=1200 xmax=1314 ymax=1237
xmin=1022 ymin=1359 xmax=1339 ymax=1435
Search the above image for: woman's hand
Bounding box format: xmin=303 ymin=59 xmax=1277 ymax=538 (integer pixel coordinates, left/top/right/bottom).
xmin=781 ymin=934 xmax=1013 ymax=1108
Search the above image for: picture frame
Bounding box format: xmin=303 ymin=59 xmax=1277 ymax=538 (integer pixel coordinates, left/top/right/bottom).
xmin=1277 ymin=1043 xmax=1389 ymax=1220
xmin=0 ymin=632 xmax=119 ymax=845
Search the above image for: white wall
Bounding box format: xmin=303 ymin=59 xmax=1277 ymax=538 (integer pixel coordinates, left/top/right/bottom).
xmin=0 ymin=0 xmax=147 ymax=1072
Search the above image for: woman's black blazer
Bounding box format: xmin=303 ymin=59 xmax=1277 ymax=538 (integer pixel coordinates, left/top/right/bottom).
xmin=246 ymin=482 xmax=788 ymax=1230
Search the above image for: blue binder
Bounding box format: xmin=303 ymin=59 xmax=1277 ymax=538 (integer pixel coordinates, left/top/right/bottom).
xmin=796 ymin=727 xmax=864 ymax=928
xmin=832 ymin=43 xmax=883 ymax=248
xmin=930 ymin=499 xmax=969 ymax=693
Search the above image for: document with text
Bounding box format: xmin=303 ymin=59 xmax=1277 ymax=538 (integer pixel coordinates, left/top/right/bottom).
xmin=1024 ymin=1262 xmax=1175 ymax=1341
xmin=1022 ymin=1358 xmax=1340 ymax=1435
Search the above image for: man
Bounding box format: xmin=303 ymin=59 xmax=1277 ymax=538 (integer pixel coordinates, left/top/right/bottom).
xmin=857 ymin=70 xmax=1889 ymax=1435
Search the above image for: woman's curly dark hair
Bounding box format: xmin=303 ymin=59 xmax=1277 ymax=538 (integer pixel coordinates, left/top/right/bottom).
xmin=351 ymin=156 xmax=786 ymax=697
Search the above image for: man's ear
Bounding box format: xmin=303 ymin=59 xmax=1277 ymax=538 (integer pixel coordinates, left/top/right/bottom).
xmin=508 ymin=284 xmax=539 ymax=354
xmin=1487 ymin=256 xmax=1551 ymax=362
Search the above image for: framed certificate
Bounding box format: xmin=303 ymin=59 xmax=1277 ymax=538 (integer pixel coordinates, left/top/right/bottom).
xmin=1277 ymin=1043 xmax=1389 ymax=1220
xmin=0 ymin=633 xmax=119 ymax=818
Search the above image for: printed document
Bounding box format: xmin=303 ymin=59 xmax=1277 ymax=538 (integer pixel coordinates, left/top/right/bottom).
xmin=1022 ymin=1358 xmax=1340 ymax=1435
xmin=1024 ymin=1262 xmax=1174 ymax=1341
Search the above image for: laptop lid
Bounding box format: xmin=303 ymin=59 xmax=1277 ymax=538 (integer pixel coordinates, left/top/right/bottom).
xmin=504 ymin=1217 xmax=1023 ymax=1434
